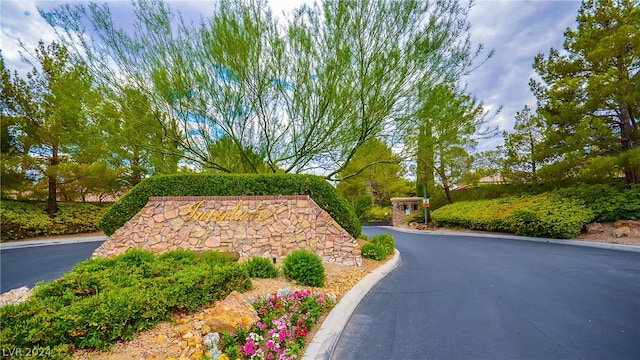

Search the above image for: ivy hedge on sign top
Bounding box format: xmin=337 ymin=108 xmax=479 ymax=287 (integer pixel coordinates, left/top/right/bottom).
xmin=98 ymin=174 xmax=361 ymax=238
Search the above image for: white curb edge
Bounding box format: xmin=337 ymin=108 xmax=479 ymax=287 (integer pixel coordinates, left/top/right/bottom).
xmin=0 ymin=235 xmax=108 ymax=250
xmin=381 ymin=226 xmax=640 ymax=253
xmin=302 ymin=249 xmax=402 ymax=360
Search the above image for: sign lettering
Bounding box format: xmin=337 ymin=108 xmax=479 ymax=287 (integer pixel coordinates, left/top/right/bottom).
xmin=183 ymin=200 xmax=272 ymax=222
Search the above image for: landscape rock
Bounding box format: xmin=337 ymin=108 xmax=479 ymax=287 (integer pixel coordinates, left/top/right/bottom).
xmin=0 ymin=286 xmax=31 ymax=307
xmin=204 ymin=291 xmax=260 ymax=333
xmin=613 ymin=220 xmax=640 ymax=230
xmin=612 ymin=226 xmax=640 ymax=238
xmin=585 ymin=222 xmax=605 ymax=234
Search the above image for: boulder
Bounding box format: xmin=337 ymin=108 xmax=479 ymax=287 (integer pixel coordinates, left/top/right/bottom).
xmin=585 ymin=222 xmax=605 ymax=234
xmin=612 ymin=226 xmax=640 ymax=238
xmin=0 ymin=286 xmax=32 ymax=307
xmin=613 ymin=220 xmax=640 ymax=230
xmin=204 ymin=291 xmax=259 ymax=333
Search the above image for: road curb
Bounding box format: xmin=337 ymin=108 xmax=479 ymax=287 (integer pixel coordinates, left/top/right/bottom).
xmin=302 ymin=249 xmax=402 ymax=360
xmin=380 ymin=226 xmax=640 ymax=253
xmin=0 ymin=236 xmax=107 ymax=250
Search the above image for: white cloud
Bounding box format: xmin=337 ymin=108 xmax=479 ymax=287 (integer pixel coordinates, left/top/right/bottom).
xmin=465 ymin=0 xmax=582 ymax=150
xmin=1 ymin=1 xmax=59 ymax=75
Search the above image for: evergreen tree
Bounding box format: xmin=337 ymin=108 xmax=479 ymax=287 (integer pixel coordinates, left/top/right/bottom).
xmin=531 ymin=0 xmax=639 ymax=184
xmin=2 ymin=41 xmax=99 ymax=214
xmin=502 ymin=106 xmax=545 ymax=183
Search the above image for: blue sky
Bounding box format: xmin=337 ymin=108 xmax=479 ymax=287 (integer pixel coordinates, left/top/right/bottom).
xmin=0 ymin=0 xmax=583 ymax=151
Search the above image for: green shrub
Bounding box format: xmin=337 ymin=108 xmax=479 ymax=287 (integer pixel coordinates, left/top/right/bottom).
xmin=553 ymin=184 xmax=640 ymax=222
xmin=371 ymin=233 xmax=395 ymax=256
xmin=361 ymin=242 xmax=387 ymax=260
xmin=99 ymin=174 xmax=360 ymax=238
xmin=406 ymin=211 xmax=425 ymax=224
xmin=282 ymin=249 xmax=326 ymax=287
xmin=352 ymin=194 xmax=374 ymax=223
xmin=504 ymin=195 xmax=594 ymax=238
xmin=367 ymin=205 xmax=392 ymax=222
xmin=0 ymin=200 xmax=111 ymax=241
xmin=432 ymin=194 xmax=594 ymax=239
xmin=358 ymin=234 xmax=370 ymax=241
xmin=243 ymin=256 xmax=279 ymax=278
xmin=0 ymin=249 xmax=251 ymax=355
xmin=200 ymin=250 xmax=239 ymax=265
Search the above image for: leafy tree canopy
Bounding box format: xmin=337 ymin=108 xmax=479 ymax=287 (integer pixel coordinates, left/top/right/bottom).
xmin=41 ymin=0 xmax=489 ymax=180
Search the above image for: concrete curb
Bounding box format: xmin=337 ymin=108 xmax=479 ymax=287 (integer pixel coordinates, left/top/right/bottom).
xmin=302 ymin=249 xmax=402 ymax=360
xmin=0 ymin=236 xmax=107 ymax=250
xmin=380 ymin=226 xmax=640 ymax=253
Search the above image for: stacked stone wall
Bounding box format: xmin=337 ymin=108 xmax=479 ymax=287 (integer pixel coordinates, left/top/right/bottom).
xmin=93 ymin=195 xmax=362 ymax=266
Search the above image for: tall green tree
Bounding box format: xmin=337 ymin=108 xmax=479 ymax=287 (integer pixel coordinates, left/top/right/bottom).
xmin=55 ymin=161 xmax=124 ymax=201
xmin=1 ymin=57 xmax=28 ymax=194
xmin=502 ymin=105 xmax=546 ymax=183
xmin=531 ymin=0 xmax=639 ymax=184
xmin=42 ymin=0 xmax=488 ymax=180
xmin=99 ymin=87 xmax=181 ymax=186
xmin=2 ymin=41 xmax=99 ymax=215
xmin=407 ymin=83 xmax=498 ymax=203
xmin=337 ymin=138 xmax=410 ymax=207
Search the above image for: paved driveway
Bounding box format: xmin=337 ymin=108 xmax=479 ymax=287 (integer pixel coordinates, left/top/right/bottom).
xmin=332 ymin=227 xmax=640 ymax=360
xmin=0 ymin=241 xmax=102 ymax=292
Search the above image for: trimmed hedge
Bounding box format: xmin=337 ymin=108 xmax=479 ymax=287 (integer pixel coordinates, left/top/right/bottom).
xmin=99 ymin=174 xmax=360 ymax=238
xmin=431 ymin=193 xmax=595 ymax=239
xmin=0 ymin=249 xmax=250 ymax=357
xmin=0 ymin=201 xmax=111 ymax=242
xmin=553 ymin=184 xmax=640 ymax=222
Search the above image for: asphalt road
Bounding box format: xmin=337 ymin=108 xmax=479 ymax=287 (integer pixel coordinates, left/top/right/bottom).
xmin=332 ymin=227 xmax=640 ymax=360
xmin=0 ymin=241 xmax=102 ymax=292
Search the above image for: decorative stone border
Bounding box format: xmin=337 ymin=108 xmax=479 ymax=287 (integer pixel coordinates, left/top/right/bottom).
xmin=93 ymin=195 xmax=362 ymax=266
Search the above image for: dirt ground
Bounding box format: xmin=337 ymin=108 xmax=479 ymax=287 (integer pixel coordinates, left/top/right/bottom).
xmin=571 ymin=222 xmax=640 ymax=246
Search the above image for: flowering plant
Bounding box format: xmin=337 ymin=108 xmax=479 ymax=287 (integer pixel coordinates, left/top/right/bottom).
xmin=218 ymin=289 xmax=336 ymax=360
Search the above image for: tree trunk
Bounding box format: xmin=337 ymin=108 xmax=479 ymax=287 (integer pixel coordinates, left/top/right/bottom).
xmin=620 ymin=119 xmax=639 ymax=185
xmin=416 ymin=124 xmax=435 ymax=197
xmin=47 ymin=148 xmax=59 ymax=217
xmin=439 ymin=169 xmax=454 ymax=204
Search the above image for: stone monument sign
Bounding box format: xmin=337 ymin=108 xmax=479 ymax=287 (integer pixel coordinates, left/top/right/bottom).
xmin=93 ymin=195 xmax=362 ymax=266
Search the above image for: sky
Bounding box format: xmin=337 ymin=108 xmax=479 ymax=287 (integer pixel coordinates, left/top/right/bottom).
xmin=0 ymin=0 xmax=583 ymax=152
